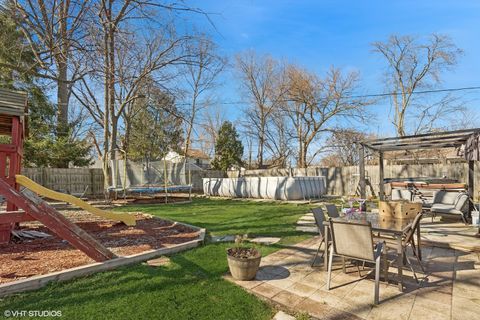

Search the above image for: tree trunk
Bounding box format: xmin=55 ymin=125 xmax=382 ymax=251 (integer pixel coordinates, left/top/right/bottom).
xmin=102 ymin=6 xmax=111 ymax=191
xmin=57 ymin=64 xmax=69 ymax=139
xmin=56 ymin=0 xmax=70 ymax=151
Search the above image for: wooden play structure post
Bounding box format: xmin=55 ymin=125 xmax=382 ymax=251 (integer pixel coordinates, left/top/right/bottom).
xmin=0 ymin=88 xmax=119 ymax=260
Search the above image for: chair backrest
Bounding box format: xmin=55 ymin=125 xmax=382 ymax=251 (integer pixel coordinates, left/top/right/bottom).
xmin=311 ymin=207 xmax=325 ymax=237
xmin=403 ymin=212 xmax=423 ymax=244
xmin=325 ymin=204 xmax=340 ymax=218
xmin=454 ymin=193 xmax=469 ymax=211
xmin=329 ymin=219 xmax=375 ymax=261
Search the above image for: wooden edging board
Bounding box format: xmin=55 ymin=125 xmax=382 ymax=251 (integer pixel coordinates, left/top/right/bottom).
xmin=0 ymin=225 xmax=206 ymax=297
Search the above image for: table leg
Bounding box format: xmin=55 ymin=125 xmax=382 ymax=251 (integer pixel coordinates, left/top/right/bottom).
xmin=397 ymin=236 xmax=404 ymax=292
xmin=324 ymin=225 xmax=329 ymax=269
xmin=416 ymin=223 xmax=422 ymax=260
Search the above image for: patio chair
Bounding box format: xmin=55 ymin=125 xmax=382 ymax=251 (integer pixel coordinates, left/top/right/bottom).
xmin=327 ymin=219 xmax=387 ymax=305
xmin=380 ymin=212 xmax=425 ymax=284
xmin=325 ymin=203 xmax=340 ymax=218
xmin=430 ymin=191 xmax=469 ymax=224
xmin=310 ymin=207 xmax=330 ymax=267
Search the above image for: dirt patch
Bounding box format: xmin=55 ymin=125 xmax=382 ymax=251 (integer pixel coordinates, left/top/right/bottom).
xmin=0 ymin=211 xmax=200 ymax=284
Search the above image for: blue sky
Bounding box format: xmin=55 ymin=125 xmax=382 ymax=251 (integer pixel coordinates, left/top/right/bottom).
xmin=187 ymin=0 xmax=480 ymax=136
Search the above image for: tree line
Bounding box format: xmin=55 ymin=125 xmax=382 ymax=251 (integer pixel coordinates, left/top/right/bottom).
xmin=0 ymin=1 xmax=474 ymax=181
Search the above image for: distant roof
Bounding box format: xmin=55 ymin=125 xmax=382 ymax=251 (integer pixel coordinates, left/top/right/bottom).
xmin=0 ymin=88 xmax=27 ymax=135
xmin=186 ymin=149 xmax=210 ymax=160
xmin=0 ymin=88 xmax=27 ymax=117
xmin=361 ymin=128 xmax=480 ymax=152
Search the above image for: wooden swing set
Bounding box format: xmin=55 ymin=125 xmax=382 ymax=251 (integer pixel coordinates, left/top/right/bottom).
xmin=0 ymin=88 xmax=124 ymax=262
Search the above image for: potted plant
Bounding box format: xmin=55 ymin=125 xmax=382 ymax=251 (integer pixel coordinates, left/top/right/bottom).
xmin=227 ymin=235 xmax=261 ymax=280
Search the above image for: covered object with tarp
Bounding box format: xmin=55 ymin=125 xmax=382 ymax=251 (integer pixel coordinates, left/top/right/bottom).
xmin=203 ymin=176 xmax=326 ymax=200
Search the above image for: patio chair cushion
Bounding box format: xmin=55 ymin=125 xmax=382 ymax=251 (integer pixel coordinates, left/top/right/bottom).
xmin=431 ymin=203 xmax=464 ymax=215
xmin=391 ymin=189 xmax=413 ymax=201
xmin=432 ymin=191 xmax=459 ymax=205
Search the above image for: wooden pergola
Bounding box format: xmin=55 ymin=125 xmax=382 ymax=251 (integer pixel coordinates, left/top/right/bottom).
xmin=358 ymin=128 xmax=480 ymax=215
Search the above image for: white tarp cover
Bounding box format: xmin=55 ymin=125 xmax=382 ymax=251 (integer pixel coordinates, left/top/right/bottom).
xmin=203 ymin=176 xmax=326 ymax=200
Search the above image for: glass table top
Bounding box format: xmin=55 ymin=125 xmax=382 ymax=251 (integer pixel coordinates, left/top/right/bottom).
xmin=323 ymin=212 xmax=414 ymax=234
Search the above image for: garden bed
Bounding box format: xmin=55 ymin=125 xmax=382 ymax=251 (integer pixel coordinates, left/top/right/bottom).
xmin=0 ymin=210 xmax=200 ymax=284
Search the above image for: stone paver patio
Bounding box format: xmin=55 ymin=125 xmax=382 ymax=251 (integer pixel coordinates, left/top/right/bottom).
xmin=225 ymin=237 xmax=480 ymax=320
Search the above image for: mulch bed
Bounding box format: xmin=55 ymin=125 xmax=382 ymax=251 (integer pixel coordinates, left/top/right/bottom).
xmin=0 ymin=211 xmax=200 ymax=284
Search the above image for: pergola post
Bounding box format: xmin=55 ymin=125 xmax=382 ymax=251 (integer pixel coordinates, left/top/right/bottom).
xmin=358 ymin=143 xmax=366 ymax=198
xmin=379 ymin=151 xmax=384 ymax=200
xmin=467 ymin=161 xmax=480 ymax=237
xmin=468 ymin=160 xmax=474 ymax=218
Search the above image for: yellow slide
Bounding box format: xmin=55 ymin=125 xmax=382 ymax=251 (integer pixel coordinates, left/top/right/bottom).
xmin=15 ymin=175 xmax=136 ymax=226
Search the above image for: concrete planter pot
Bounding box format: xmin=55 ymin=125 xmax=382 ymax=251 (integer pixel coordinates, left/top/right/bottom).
xmin=227 ymin=248 xmax=261 ymax=280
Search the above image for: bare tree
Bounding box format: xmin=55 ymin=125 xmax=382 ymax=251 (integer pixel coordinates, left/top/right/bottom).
xmin=320 ymin=129 xmax=372 ymax=166
xmin=236 ymin=51 xmax=285 ymax=168
xmin=6 ymin=0 xmax=90 ymax=137
xmin=198 ymin=105 xmax=226 ymax=158
xmin=372 ymin=34 xmax=463 ymax=136
xmin=283 ymin=65 xmax=370 ymax=168
xmin=181 ymin=34 xmax=225 ymax=157
xmin=263 ymin=110 xmax=293 ymax=168
xmin=73 ymin=1 xmax=196 ymax=188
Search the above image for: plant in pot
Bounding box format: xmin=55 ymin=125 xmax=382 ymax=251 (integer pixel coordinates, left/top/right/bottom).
xmin=227 ymin=235 xmax=261 ymax=280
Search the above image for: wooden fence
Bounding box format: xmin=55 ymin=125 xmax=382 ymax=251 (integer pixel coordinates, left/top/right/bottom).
xmin=22 ymin=168 xmax=105 ymax=196
xmin=21 ymin=167 xmax=225 ymax=196
xmin=21 ymin=162 xmax=480 ymax=199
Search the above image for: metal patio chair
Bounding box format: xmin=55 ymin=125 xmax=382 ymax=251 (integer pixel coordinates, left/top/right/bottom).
xmin=381 ymin=212 xmax=425 ymax=283
xmin=327 ymin=219 xmax=387 ymax=305
xmin=310 ymin=207 xmax=331 ymax=267
xmin=325 ymin=203 xmax=340 ymax=218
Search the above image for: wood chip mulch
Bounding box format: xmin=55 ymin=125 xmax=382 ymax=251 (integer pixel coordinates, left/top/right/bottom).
xmin=0 ymin=211 xmax=200 ymax=284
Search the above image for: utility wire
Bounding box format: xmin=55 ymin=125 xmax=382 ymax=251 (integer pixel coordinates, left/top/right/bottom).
xmin=174 ymin=85 xmax=480 ymax=106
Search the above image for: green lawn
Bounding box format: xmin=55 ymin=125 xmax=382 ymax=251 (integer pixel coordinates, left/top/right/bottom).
xmin=0 ymin=199 xmax=312 ymax=320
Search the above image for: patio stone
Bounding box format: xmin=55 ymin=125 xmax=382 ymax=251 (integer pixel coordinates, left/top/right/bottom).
xmin=331 ymin=291 xmax=374 ymax=319
xmin=223 ymin=274 xmax=263 ymax=289
xmin=249 ymin=237 xmax=281 ymax=245
xmin=452 ymin=295 xmax=480 ymax=320
xmin=296 ymin=298 xmax=363 ymax=320
xmin=297 ymin=271 xmax=327 ymax=288
xmin=285 ymin=282 xmax=317 ymax=297
xmin=267 ymin=278 xmax=295 ymax=290
xmin=366 ymin=294 xmax=415 ymax=320
xmin=415 ymin=288 xmax=452 ymax=306
xmin=408 ymin=304 xmax=450 ymax=320
xmin=271 ymin=290 xmax=305 ymax=307
xmin=251 ymin=283 xmax=283 ymax=299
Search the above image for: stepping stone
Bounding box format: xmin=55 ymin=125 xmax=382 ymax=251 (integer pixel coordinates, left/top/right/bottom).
xmin=249 ymin=237 xmax=281 ymax=245
xmin=145 ymin=256 xmax=171 ymax=267
xmin=211 ymin=235 xmax=236 ymax=242
xmin=296 ymin=226 xmax=317 ymax=233
xmin=297 ymin=220 xmax=315 ymax=226
xmin=272 ymin=311 xmax=296 ymax=320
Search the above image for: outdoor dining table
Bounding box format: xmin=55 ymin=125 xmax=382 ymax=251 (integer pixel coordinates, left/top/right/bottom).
xmin=322 ymin=211 xmax=421 ymax=292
